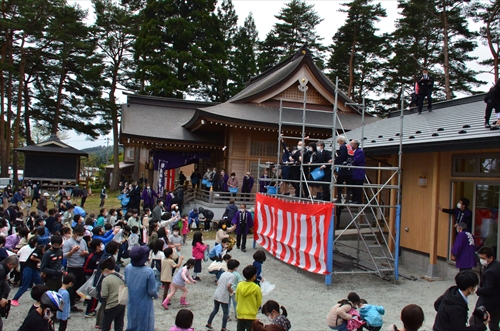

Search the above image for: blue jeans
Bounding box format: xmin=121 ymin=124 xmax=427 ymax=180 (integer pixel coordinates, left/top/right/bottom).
xmin=209 ymin=269 xmax=225 ymax=280
xmin=228 ymin=294 xmax=237 ymax=317
xmin=207 ymin=300 xmax=229 ymax=329
xmin=13 ymin=267 xmax=42 ymax=300
xmin=330 ymin=321 xmax=348 ymax=331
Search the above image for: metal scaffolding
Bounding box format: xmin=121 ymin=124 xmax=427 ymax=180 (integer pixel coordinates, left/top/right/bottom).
xmin=257 ymin=77 xmax=404 ymax=281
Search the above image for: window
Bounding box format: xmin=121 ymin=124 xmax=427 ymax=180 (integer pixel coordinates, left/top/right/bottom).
xmin=126 ymin=148 xmax=134 ymax=158
xmin=250 ymin=141 xmax=276 ymax=158
xmin=452 ymin=154 xmax=499 ymax=177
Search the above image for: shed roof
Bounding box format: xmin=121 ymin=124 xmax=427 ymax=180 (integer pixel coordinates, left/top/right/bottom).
xmin=333 ymin=94 xmax=500 ymax=154
xmin=16 ymin=135 xmax=88 ymax=156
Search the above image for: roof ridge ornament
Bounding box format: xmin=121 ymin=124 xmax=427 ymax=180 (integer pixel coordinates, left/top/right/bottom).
xmin=298 ymin=78 xmax=309 ymax=92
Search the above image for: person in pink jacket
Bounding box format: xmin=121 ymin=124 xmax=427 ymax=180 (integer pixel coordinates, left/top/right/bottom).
xmin=191 ymin=231 xmax=208 ymax=280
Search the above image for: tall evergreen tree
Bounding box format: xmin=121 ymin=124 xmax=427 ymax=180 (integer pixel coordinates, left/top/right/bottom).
xmin=258 ymin=0 xmax=325 ymax=72
xmin=134 ymin=0 xmax=223 ymax=99
xmin=434 ymin=0 xmax=482 ymax=99
xmin=471 ymin=0 xmax=500 ymax=83
xmin=230 ymin=13 xmax=259 ymax=96
xmin=327 ymin=0 xmax=387 ymax=107
xmin=380 ymin=0 xmax=443 ymax=112
xmin=93 ymin=0 xmax=138 ymax=190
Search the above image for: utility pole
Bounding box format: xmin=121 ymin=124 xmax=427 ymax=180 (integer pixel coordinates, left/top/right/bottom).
xmin=105 ymin=137 xmax=110 ymax=164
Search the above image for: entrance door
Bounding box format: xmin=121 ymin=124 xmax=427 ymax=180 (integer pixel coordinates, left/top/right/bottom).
xmin=474 ymin=184 xmax=499 ymax=257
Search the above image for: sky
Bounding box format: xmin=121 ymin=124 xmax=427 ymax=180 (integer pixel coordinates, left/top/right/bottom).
xmin=66 ymin=0 xmax=493 ymax=149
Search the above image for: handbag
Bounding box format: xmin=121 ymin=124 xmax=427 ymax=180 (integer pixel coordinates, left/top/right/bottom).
xmin=190 ymin=221 xmax=197 ymax=229
xmin=229 ymin=187 xmax=238 ymax=193
xmin=110 ymin=273 xmax=128 ymax=305
xmin=203 ymin=244 xmax=210 ymax=262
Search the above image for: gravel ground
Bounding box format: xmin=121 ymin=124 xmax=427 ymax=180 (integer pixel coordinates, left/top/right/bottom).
xmin=3 ymin=238 xmax=475 ymax=331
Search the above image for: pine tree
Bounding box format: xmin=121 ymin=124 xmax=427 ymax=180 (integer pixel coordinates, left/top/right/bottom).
xmin=258 ymin=0 xmax=325 ymax=72
xmin=229 ymin=13 xmax=259 ymax=96
xmin=134 ymin=0 xmax=223 ymax=99
xmin=380 ymin=0 xmax=443 ymax=112
xmin=471 ymin=0 xmax=500 ymax=82
xmin=93 ymin=0 xmax=138 ymax=190
xmin=435 ymin=0 xmax=482 ymax=99
xmin=327 ymin=0 xmax=387 ymax=107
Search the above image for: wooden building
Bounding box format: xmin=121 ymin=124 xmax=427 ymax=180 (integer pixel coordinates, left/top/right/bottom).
xmin=120 ymin=47 xmax=376 ymax=189
xmin=16 ymin=134 xmax=88 ymax=187
xmin=343 ymin=94 xmax=500 ymax=277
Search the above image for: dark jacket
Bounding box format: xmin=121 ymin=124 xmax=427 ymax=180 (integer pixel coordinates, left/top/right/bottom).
xmin=441 ymin=208 xmax=473 ymax=236
xmin=417 ymin=74 xmax=434 ymax=94
xmin=433 ymin=286 xmax=486 ymax=331
xmin=316 ymin=148 xmax=333 ymax=180
xmin=351 ymin=148 xmax=366 ymax=181
xmin=476 ymin=259 xmax=500 ymax=312
xmin=0 ymin=261 xmax=12 ymax=299
xmin=334 ymin=143 xmax=353 ymax=177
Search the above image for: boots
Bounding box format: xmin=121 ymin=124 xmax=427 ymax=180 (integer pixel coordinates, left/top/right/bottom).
xmin=180 ymin=297 xmax=189 ymax=306
xmin=162 ymin=298 xmax=169 ymax=310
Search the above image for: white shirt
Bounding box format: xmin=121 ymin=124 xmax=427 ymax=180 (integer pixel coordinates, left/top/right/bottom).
xmin=17 ymin=245 xmax=35 ymax=263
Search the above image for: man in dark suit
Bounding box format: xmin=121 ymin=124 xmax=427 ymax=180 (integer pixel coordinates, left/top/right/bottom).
xmin=472 ymin=246 xmax=500 ymax=331
xmin=484 ymin=79 xmax=500 ymax=128
xmin=417 ymin=68 xmax=434 ymax=114
xmin=316 ymin=141 xmax=332 ymax=201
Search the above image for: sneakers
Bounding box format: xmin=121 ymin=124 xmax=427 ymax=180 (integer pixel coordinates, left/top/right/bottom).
xmin=85 ymin=311 xmax=97 ymax=318
xmin=11 ymin=299 xmax=19 ymax=307
xmin=206 ymin=324 xmax=214 ymax=331
xmin=193 ymin=276 xmax=201 ymax=281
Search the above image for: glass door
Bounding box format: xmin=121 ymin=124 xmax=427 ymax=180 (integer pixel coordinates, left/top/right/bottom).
xmin=474 ymin=184 xmax=499 ymax=258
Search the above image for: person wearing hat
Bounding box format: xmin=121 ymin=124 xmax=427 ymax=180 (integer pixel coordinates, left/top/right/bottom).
xmin=451 ymin=222 xmax=477 ymax=272
xmin=124 ymin=246 xmax=158 ymax=331
xmin=37 ymin=192 xmax=50 ymax=218
xmin=417 ymin=68 xmax=434 ymax=114
xmin=18 ymin=290 xmax=65 ymax=331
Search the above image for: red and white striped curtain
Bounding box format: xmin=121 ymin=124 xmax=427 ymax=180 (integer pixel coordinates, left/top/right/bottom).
xmin=254 ymin=194 xmax=334 ymax=275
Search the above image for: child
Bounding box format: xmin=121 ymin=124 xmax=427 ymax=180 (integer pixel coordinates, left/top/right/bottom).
xmin=235 ymin=265 xmax=262 ymax=331
xmin=208 ymin=254 xmax=232 ymax=281
xmin=252 ymin=249 xmax=266 ymax=286
xmin=170 ymin=308 xmax=194 ymax=331
xmin=191 ymin=231 xmax=208 ymax=280
xmin=18 ymin=291 xmax=64 ymax=331
xmin=149 ymin=239 xmax=165 ymax=289
xmin=168 ymin=225 xmax=183 ymax=256
xmin=358 ymin=299 xmax=385 ymax=331
xmin=209 ymin=238 xmax=230 ymax=262
xmin=326 ymin=292 xmax=361 ymax=331
xmin=100 ymin=256 xmax=126 ymax=331
xmin=181 ymin=215 xmax=189 ymax=245
xmin=128 ymin=226 xmax=140 ymax=252
xmin=40 ymin=234 xmax=64 ymax=291
xmin=161 ymin=247 xmax=184 ymax=301
xmin=162 ymin=258 xmax=196 ymax=309
xmin=57 ymin=273 xmax=75 ymax=331
xmin=262 ymin=300 xmax=291 ymax=331
xmin=228 ymin=260 xmax=242 ymax=321
xmin=205 ymin=259 xmax=238 ymax=331
xmin=12 ymin=237 xmax=44 ymax=306
xmin=28 ymin=284 xmax=48 ymax=313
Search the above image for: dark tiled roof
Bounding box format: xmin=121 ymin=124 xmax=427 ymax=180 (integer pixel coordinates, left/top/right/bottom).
xmin=332 ymin=94 xmax=500 ymax=154
xmin=120 ymin=103 xmax=223 ymax=145
xmin=16 ymin=135 xmax=88 ymax=156
xmin=185 ymin=102 xmax=379 ymax=131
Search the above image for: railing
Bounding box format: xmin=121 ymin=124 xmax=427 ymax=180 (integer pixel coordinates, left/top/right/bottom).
xmin=190 ymin=188 xmax=256 ymax=206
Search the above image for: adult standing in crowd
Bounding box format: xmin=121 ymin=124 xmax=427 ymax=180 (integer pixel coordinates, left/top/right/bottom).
xmin=417 ymin=68 xmax=434 ymax=114
xmin=259 ymin=171 xmax=269 ymax=194
xmin=316 ymin=141 xmax=332 ymax=202
xmin=62 ymin=225 xmax=88 ymax=312
xmin=438 ymin=198 xmax=473 ymax=235
xmin=37 ymin=192 xmax=50 ymax=218
xmin=227 ymin=172 xmax=239 ymax=196
xmin=231 ymin=204 xmax=253 ymax=253
xmin=334 ymin=136 xmax=353 ymax=227
xmin=450 ymin=222 xmax=477 ymax=272
xmin=125 ymin=246 xmax=158 ymax=331
xmin=433 ymin=270 xmax=487 ymax=331
xmin=0 ymin=255 xmax=19 ymax=330
xmin=178 ymin=171 xmax=186 ymax=186
xmin=242 ymin=172 xmax=254 ymax=198
xmin=141 ymin=183 xmax=158 ymax=211
xmin=100 ymin=186 xmax=107 ymax=208
xmin=472 ymin=246 xmax=500 ymax=331
xmin=350 ymin=139 xmax=365 ymax=204
xmin=191 ymin=169 xmax=200 ymax=189
xmin=32 ymin=182 xmax=40 ymax=203
xmin=80 ymin=186 xmax=88 ymax=208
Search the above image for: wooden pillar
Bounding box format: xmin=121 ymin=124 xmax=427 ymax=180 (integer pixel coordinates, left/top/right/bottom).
xmin=426 ymin=152 xmax=441 ymax=278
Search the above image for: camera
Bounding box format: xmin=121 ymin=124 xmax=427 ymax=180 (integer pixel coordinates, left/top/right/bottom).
xmin=473 ymin=306 xmax=488 ymax=322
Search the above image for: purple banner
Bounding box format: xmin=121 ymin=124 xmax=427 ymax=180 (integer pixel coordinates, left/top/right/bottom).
xmin=153 ymin=150 xmax=210 ymax=171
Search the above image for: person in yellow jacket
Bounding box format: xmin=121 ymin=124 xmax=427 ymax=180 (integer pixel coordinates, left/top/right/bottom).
xmin=235 ymin=265 xmax=262 ymax=331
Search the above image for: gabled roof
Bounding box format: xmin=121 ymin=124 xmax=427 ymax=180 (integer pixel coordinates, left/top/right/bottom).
xmin=229 ymin=46 xmax=358 ymax=111
xmin=16 ymin=135 xmax=88 ymax=156
xmin=336 ymin=94 xmax=500 ymax=155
